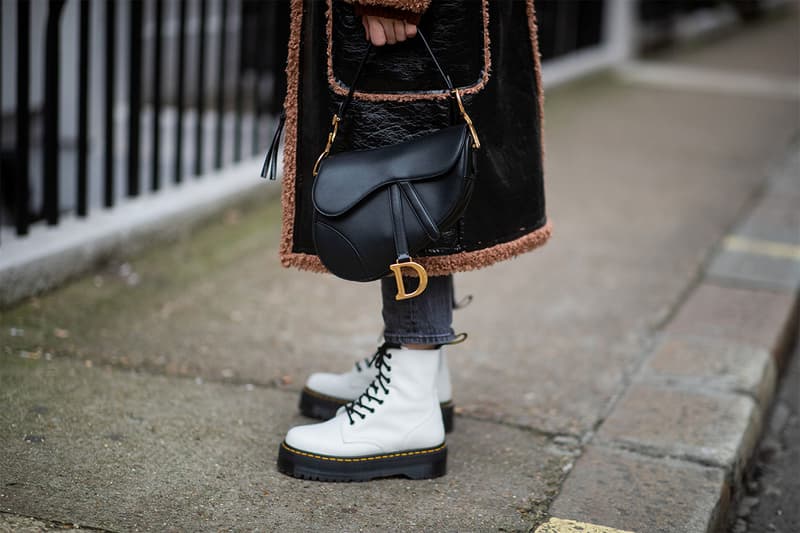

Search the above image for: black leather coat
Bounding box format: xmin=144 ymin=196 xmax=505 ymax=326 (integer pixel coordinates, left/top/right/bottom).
xmin=277 ymin=0 xmax=551 ymax=276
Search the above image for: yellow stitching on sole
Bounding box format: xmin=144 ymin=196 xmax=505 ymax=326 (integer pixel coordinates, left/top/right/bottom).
xmin=282 ymin=442 xmax=446 ymax=463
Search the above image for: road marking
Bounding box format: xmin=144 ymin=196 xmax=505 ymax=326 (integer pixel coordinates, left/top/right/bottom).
xmin=535 ymin=517 xmax=636 ymax=533
xmin=617 ymin=61 xmax=800 ymax=100
xmin=723 ymin=235 xmax=800 ymax=260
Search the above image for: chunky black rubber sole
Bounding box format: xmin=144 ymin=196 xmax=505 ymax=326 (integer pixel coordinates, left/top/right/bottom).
xmin=277 ymin=441 xmax=447 ymax=481
xmin=299 ymin=387 xmax=455 ymax=433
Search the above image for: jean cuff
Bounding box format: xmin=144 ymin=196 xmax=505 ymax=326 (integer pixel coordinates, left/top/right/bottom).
xmin=382 ymin=330 xmax=457 ymax=346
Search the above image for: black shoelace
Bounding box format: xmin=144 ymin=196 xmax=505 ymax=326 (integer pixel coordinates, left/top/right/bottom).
xmin=354 ymin=355 xmax=374 ymax=373
xmin=344 ymin=343 xmax=397 ymax=425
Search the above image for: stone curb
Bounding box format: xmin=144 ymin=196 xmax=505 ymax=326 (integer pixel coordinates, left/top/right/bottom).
xmin=537 ymin=141 xmax=799 ymax=533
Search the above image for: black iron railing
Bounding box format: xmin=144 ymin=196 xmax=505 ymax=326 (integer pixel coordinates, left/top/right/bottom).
xmin=1 ymin=0 xmax=288 ymax=243
xmin=639 ymin=0 xmax=767 ymax=24
xmin=534 ymin=0 xmax=606 ymax=61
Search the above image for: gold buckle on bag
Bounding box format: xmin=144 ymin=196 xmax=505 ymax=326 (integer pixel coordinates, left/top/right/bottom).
xmin=390 ymin=259 xmax=429 ymax=300
xmin=313 ymin=114 xmax=340 ymax=176
xmin=453 ymin=88 xmax=480 ymax=149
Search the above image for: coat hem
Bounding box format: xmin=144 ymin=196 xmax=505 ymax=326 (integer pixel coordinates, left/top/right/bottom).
xmin=279 ymin=219 xmax=553 ymax=277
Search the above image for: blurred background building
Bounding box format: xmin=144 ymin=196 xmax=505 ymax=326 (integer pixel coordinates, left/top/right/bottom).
xmin=0 ymin=0 xmax=786 ymax=302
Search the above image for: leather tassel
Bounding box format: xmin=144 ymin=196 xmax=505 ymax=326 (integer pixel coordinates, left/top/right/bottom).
xmin=261 ymin=110 xmax=286 ymax=180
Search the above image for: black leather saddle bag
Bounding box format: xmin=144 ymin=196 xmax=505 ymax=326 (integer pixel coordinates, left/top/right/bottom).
xmin=310 ymin=30 xmax=481 ymax=300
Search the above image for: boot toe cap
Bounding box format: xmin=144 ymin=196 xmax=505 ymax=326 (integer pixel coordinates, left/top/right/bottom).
xmin=305 ymin=372 xmax=341 ymax=394
xmin=285 ymin=418 xmax=382 ymax=458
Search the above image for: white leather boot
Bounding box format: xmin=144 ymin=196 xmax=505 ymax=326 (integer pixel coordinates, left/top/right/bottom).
xmin=278 ymin=346 xmax=447 ymax=481
xmin=299 ymin=342 xmax=456 ymax=432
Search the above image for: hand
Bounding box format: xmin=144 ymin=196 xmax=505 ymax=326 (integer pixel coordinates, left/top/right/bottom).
xmin=362 ymin=15 xmax=417 ymax=46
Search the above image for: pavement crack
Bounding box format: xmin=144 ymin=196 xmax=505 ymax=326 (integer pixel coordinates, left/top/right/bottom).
xmin=454 ymin=412 xmax=582 ymax=442
xmin=0 ymin=510 xmax=115 ymax=532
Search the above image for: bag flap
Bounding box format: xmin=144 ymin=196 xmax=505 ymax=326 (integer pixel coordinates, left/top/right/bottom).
xmin=312 ymin=124 xmax=469 ymax=217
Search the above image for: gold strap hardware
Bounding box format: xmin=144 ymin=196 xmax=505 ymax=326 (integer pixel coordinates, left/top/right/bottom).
xmin=452 ymin=88 xmax=480 ymax=149
xmin=389 ymin=259 xmax=429 ymax=300
xmin=313 ymin=91 xmax=477 ymax=176
xmin=442 ymin=332 xmax=468 ymax=345
xmin=312 ymin=114 xmax=341 ymax=176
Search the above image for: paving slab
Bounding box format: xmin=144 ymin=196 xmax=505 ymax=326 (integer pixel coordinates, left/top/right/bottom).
xmin=707 ymin=246 xmax=800 ymax=292
xmin=595 ymin=383 xmax=760 ymax=476
xmin=642 ymin=334 xmax=777 ymax=407
xmin=707 ymin=174 xmax=800 ymax=291
xmin=548 ymin=446 xmax=728 ymax=533
xmin=664 ymin=283 xmax=798 ymax=357
xmin=0 ymin=354 xmax=569 ymax=532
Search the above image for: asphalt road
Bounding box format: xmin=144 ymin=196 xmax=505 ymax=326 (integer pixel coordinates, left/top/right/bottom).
xmin=731 ymin=331 xmax=800 ymax=533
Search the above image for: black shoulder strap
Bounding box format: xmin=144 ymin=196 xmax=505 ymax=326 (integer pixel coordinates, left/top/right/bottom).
xmin=337 ymin=29 xmax=455 ymax=120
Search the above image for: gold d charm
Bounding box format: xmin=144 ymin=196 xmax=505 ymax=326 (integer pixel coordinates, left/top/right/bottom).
xmin=389 ymin=260 xmax=429 ymax=300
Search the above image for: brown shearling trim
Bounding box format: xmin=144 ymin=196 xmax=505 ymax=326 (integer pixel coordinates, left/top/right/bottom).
xmin=327 ymin=0 xmax=491 ymax=101
xmin=345 ymin=0 xmax=431 ymax=14
xmin=278 ymin=0 xmax=305 ymax=264
xmin=280 ymin=220 xmax=553 ymax=277
xmin=418 ymin=220 xmax=552 ymax=274
xmin=353 ymin=5 xmax=422 ymax=24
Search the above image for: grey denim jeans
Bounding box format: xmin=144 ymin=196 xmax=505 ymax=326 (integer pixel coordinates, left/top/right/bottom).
xmin=381 ymin=274 xmax=456 ymax=345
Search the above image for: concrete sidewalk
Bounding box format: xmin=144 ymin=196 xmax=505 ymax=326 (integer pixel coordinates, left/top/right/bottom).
xmin=1 ymin=7 xmax=798 ymax=532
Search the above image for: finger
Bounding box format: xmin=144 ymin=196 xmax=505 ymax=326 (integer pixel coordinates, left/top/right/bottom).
xmin=394 ymin=19 xmax=406 ymax=42
xmin=405 ymin=22 xmax=417 ymax=38
xmin=368 ymin=18 xmax=386 ymax=46
xmin=362 ymin=17 xmax=370 ymax=42
xmin=382 ymin=19 xmax=397 ymax=44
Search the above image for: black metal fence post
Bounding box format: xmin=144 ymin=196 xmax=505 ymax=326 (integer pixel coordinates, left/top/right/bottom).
xmin=175 ymin=0 xmax=188 ymax=184
xmin=127 ymin=0 xmax=143 ymax=197
xmin=233 ymin=0 xmax=244 ymax=163
xmin=214 ymin=0 xmax=228 ymax=170
xmin=15 ymin=0 xmax=32 ymax=236
xmin=194 ymin=0 xmax=208 ymax=177
xmin=0 ymin=1 xmax=3 ymax=243
xmin=43 ymin=0 xmax=67 ymax=226
xmin=104 ymin=0 xmax=117 ymax=208
xmin=77 ymin=0 xmax=91 ymax=217
xmin=151 ymin=0 xmax=163 ymax=191
xmin=271 ymin=0 xmax=289 ymax=115
xmin=250 ymin=2 xmax=266 ymax=157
